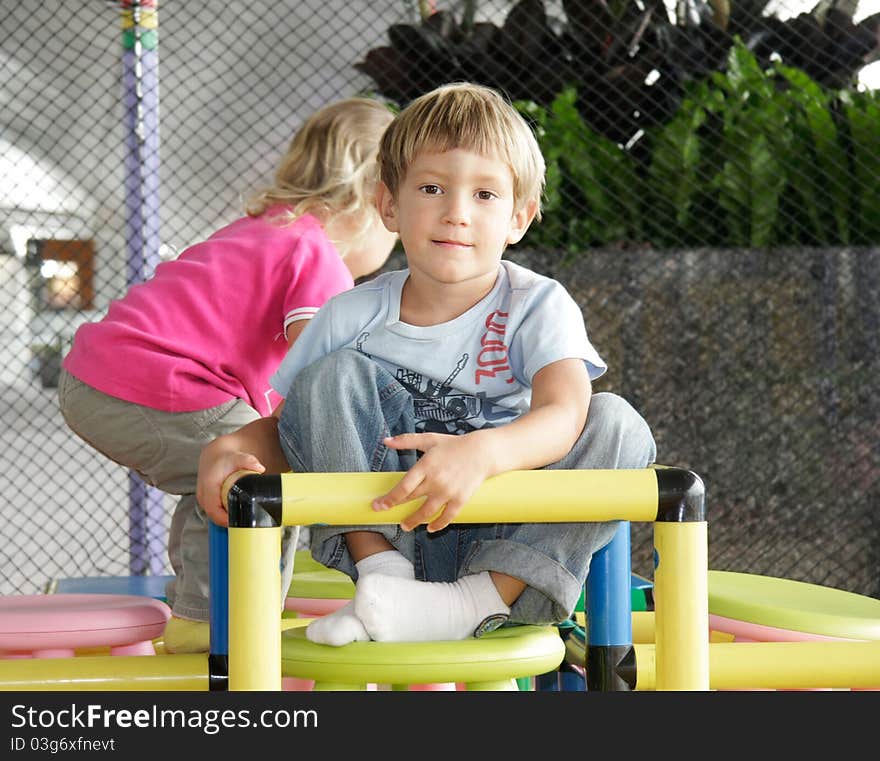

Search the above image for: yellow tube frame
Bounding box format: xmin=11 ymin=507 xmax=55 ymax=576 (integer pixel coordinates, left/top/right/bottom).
xmin=0 ymin=654 xmax=208 ymax=691
xmin=654 ymin=521 xmax=709 ymax=690
xmin=224 ymin=467 xmax=708 ymax=692
xmin=228 ymin=526 xmax=282 ymax=691
xmin=279 ymin=469 xmax=660 ymax=526
xmin=633 ymin=641 xmax=880 ymax=690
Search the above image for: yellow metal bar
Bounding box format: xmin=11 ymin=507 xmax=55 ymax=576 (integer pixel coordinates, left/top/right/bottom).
xmin=575 ymin=610 xmax=655 ymax=644
xmin=654 ymin=521 xmax=708 ymax=690
xmin=279 ymin=469 xmax=659 ymax=526
xmin=634 ymin=641 xmax=880 ymax=690
xmin=0 ymin=654 xmax=208 ymax=691
xmin=229 ymin=526 xmax=282 ymax=691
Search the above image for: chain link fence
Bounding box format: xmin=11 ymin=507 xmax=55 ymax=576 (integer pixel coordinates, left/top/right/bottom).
xmin=1 ymin=1 xmax=878 ymax=599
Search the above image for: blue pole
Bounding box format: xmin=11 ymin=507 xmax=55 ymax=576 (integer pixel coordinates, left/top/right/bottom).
xmin=208 ymin=522 xmax=229 ymax=657
xmin=587 ymin=521 xmax=633 ymax=646
xmin=585 ymin=521 xmax=634 ymax=690
xmin=208 ymin=521 xmax=229 ymax=690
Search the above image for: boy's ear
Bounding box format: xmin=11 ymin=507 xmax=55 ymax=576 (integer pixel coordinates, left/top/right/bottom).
xmin=376 ymin=181 xmax=399 ymax=233
xmin=506 ymin=199 xmax=539 ymax=245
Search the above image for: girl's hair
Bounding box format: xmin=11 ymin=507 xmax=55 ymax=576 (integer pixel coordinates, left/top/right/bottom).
xmin=378 ymin=82 xmax=545 ymax=219
xmin=247 ymin=97 xmax=394 ymax=253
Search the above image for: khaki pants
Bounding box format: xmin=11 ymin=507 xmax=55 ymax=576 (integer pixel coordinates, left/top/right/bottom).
xmin=57 ymin=369 xmax=298 ymax=621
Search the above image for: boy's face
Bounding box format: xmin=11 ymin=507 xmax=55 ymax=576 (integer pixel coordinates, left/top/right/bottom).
xmin=376 ymin=148 xmax=536 ymax=288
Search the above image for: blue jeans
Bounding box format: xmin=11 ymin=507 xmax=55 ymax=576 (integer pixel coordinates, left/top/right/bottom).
xmin=278 ymin=349 xmax=656 ymax=625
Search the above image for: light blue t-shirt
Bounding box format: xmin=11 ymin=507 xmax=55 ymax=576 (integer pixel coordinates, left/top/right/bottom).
xmin=270 ymin=260 xmax=606 ymax=434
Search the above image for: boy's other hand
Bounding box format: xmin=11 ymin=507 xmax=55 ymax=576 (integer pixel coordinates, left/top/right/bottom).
xmin=373 ymin=431 xmax=494 ymax=532
xmin=196 ymin=443 xmax=265 ymax=527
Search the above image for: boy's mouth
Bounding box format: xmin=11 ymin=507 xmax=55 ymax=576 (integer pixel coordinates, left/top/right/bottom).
xmin=432 ymin=239 xmax=473 ymax=248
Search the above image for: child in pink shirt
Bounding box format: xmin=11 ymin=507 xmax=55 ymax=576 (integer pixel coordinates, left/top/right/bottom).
xmin=58 ymin=97 xmax=396 ymax=653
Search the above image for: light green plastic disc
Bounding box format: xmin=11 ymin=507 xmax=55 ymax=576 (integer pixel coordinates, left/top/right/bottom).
xmin=708 ymin=570 xmax=880 ymax=640
xmin=281 ymin=625 xmax=564 ymax=686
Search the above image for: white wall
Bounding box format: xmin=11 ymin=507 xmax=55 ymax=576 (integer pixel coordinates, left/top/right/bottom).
xmin=0 ymin=0 xmax=409 ymax=327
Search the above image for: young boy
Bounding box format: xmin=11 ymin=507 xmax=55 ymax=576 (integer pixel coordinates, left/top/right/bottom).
xmin=197 ymin=82 xmax=656 ymax=646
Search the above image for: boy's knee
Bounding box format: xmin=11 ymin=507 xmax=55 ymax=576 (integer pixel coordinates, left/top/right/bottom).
xmin=291 ymin=348 xmax=363 ymax=390
xmin=590 ymin=393 xmax=656 ymax=460
xmin=286 ymin=350 xmax=373 ymax=408
xmin=591 ymin=392 xmax=642 ymax=429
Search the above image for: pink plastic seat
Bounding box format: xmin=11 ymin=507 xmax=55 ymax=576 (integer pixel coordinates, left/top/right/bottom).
xmin=284 ymin=596 xmax=348 ymax=617
xmin=0 ymin=594 xmax=171 ymax=658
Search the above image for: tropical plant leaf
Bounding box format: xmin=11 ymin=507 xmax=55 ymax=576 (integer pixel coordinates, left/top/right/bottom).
xmin=779 ymin=65 xmax=851 ymax=244
xmin=648 ymin=96 xmax=706 ymax=238
xmin=842 ymin=91 xmax=880 ymax=244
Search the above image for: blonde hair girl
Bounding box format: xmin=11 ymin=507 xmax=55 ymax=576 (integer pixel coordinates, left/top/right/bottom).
xmin=249 ymin=97 xmax=395 ymax=260
xmin=59 ymin=96 xmax=397 ymax=653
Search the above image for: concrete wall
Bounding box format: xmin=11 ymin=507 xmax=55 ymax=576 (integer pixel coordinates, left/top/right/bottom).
xmin=501 ymin=245 xmax=880 ymax=596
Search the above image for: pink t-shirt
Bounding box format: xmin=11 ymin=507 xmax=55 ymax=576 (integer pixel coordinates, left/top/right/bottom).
xmin=63 ymin=211 xmax=353 ymax=415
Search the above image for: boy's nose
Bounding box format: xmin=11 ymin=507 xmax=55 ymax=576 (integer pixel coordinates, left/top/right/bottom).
xmin=442 ymin=195 xmax=471 ymax=225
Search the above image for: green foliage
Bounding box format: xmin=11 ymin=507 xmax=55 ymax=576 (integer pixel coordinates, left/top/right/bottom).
xmin=517 ymin=41 xmax=880 ymax=251
xmin=516 ymin=90 xmax=643 ymax=254
xmin=841 ymin=89 xmax=880 ymax=244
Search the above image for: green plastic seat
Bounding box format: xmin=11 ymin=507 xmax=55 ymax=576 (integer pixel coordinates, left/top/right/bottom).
xmin=284 ymin=551 xmax=355 ymax=619
xmin=289 ymin=550 xmax=353 ymax=598
xmin=287 ymin=555 xmax=354 ymax=601
xmin=708 ymin=570 xmax=880 ymax=641
xmin=281 ymin=624 xmax=565 ymax=691
xmin=291 ymin=549 xmax=331 ymax=575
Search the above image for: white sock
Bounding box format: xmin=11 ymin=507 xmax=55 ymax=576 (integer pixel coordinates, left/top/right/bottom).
xmin=305 ymin=550 xmax=414 ymax=647
xmin=354 ymin=572 xmax=511 ymax=642
xmin=354 ymin=549 xmax=415 ymax=579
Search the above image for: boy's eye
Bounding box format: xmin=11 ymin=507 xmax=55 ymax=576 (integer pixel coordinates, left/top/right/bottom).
xmin=476 ymin=190 xmax=497 ymax=201
xmin=419 ymin=184 xmax=442 ymax=195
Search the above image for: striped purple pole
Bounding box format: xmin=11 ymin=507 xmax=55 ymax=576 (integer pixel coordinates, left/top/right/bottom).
xmin=121 ymin=0 xmax=165 ymax=575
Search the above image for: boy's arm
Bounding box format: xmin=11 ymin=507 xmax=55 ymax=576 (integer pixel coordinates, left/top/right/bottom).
xmin=474 ymin=357 xmax=591 ymax=473
xmin=376 ymin=358 xmax=591 ymax=531
xmin=196 ymin=402 xmax=290 ymax=527
xmin=285 ymin=318 xmax=309 ymax=349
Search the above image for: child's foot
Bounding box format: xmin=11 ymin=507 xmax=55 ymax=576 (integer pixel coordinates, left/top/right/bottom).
xmin=163 ymin=615 xmax=209 ymax=654
xmin=354 ymin=572 xmax=510 ymax=642
xmin=305 ymin=600 xmax=370 ymax=646
xmin=305 ymin=549 xmax=414 ymax=647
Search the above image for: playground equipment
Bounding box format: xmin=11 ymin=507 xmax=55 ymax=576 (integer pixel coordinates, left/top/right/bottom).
xmin=0 ymin=592 xmax=203 ymax=691
xmin=561 ymin=569 xmax=880 ymax=690
xmin=280 ymin=624 xmax=565 ymax=691
xmin=48 ymin=575 xmax=173 ymax=600
xmin=281 ymin=525 xmax=644 ymax=691
xmin=694 ymin=570 xmax=880 ymax=689
xmin=0 ymin=593 xmax=170 ymax=658
xmin=281 ymin=539 xmax=657 ymax=691
xmin=4 ymin=465 xmax=879 ymax=692
xmin=284 ymin=552 xmax=354 ymax=618
xmin=215 ymin=466 xmax=709 ymax=691
xmin=0 ymin=465 xmax=710 ymax=690
xmin=707 ymin=570 xmax=880 ymax=643
xmin=631 ymin=640 xmax=880 ymax=690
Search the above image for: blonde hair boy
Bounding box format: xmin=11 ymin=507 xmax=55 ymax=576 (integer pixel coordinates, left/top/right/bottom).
xmin=199 ymin=82 xmax=656 ymax=648
xmin=378 ymin=82 xmax=545 ymax=221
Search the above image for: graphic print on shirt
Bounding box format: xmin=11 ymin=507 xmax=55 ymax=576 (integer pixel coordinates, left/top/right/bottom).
xmin=349 ymin=294 xmax=538 ymax=435
xmin=356 ymin=331 xmax=371 ymax=357
xmin=475 ymin=309 xmax=515 ymax=386
xmin=395 ymin=354 xmax=481 ymax=434
xmin=391 ymin=350 xmax=524 ymax=434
